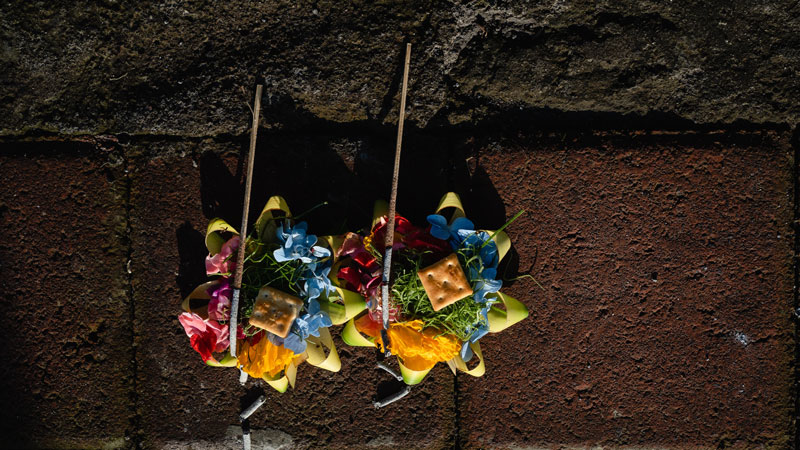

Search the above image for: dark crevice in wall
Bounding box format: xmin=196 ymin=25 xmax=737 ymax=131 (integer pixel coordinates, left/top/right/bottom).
xmin=793 ymin=124 xmax=800 ymax=450
xmin=0 ymin=105 xmax=794 ymax=145
xmin=453 ymin=374 xmax=463 ymax=450
xmin=120 ymin=142 xmax=142 ymax=449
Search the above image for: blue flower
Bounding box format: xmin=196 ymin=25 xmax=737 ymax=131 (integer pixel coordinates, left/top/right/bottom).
xmin=471 ymin=267 xmax=502 ymax=303
xmin=274 ymin=222 xmax=331 ymax=263
xmin=456 ymin=229 xmax=497 ymax=263
xmin=456 ymin=231 xmax=502 ymax=303
xmin=303 ymin=261 xmax=334 ymax=302
xmin=268 ymin=301 xmax=333 ymax=354
xmin=460 ymin=306 xmax=491 ymax=362
xmin=478 ymin=239 xmax=499 ymax=270
xmin=427 ymin=215 xmax=475 ymax=243
xmin=427 ymin=214 xmax=509 ymax=362
xmin=271 ymin=328 xmax=306 ymax=354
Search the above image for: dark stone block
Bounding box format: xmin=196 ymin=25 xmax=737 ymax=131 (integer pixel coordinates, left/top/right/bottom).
xmin=1 ymin=128 xmax=793 ymax=448
xmin=2 ymin=2 xmax=798 ymax=136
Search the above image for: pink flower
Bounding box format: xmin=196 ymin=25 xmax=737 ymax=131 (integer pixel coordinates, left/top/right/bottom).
xmin=338 ymin=232 xmax=364 ymax=258
xmin=178 ymin=312 xmax=230 ymax=363
xmin=364 ymin=275 xmax=382 ymax=301
xmin=205 ymin=236 xmax=240 ymax=276
xmin=206 ymin=280 xmax=232 ymax=321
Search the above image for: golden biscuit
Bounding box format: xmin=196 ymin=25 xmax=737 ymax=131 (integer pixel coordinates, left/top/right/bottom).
xmin=249 ymin=286 xmax=303 ymax=338
xmin=417 ymin=253 xmax=473 ymax=311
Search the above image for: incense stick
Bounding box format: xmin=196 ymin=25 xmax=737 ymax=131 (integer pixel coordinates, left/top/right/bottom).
xmin=230 ymin=84 xmax=263 ymax=358
xmin=380 ymin=43 xmax=412 ymax=353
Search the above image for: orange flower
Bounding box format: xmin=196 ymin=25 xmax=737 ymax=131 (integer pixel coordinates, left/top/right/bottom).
xmin=355 ymin=317 xmax=461 ymax=371
xmin=355 ymin=313 xmax=384 ymax=340
xmin=387 ymin=320 xmax=461 ymax=371
xmin=237 ymin=337 xmax=297 ymax=379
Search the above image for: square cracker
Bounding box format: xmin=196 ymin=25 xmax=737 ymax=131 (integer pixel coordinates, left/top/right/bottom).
xmin=249 ymin=286 xmax=303 ymax=338
xmin=417 ymin=253 xmax=473 ymax=311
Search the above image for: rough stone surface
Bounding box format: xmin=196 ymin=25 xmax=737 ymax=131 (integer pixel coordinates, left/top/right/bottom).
xmin=2 ymin=1 xmax=799 ymax=137
xmin=454 ymin=131 xmax=795 ymax=448
xmin=128 ymin=137 xmax=456 ymax=449
xmin=0 ymin=139 xmax=132 ymax=449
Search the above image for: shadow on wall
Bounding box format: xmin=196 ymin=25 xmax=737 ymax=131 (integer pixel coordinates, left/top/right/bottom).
xmin=174 ymin=127 xmax=525 ymax=309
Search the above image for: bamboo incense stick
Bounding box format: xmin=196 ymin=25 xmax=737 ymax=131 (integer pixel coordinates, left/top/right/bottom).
xmin=380 ymin=43 xmax=412 ymax=355
xmin=230 ymin=84 xmax=263 ymax=358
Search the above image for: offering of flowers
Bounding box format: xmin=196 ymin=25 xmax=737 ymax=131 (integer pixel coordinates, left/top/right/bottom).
xmin=179 ymin=196 xmax=365 ymax=392
xmin=337 ymin=192 xmax=529 ymax=384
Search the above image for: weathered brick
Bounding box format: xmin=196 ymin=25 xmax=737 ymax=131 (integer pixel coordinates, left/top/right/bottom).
xmin=0 ymin=140 xmax=131 ymax=449
xmin=453 ymin=131 xmax=795 ymax=448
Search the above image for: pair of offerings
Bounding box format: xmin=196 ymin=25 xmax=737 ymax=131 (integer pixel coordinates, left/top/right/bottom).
xmin=179 ymin=193 xmax=528 ymax=391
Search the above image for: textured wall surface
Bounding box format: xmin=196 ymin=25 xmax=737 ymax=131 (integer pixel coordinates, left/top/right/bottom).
xmin=0 ymin=1 xmax=797 ymax=449
xmin=0 ymin=140 xmax=133 ymax=448
xmin=456 ymin=131 xmax=795 ymax=448
xmin=1 ymin=1 xmax=799 ymax=135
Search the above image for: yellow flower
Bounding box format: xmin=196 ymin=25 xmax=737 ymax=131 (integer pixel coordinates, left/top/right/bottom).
xmin=354 ymin=316 xmax=461 ymax=371
xmin=237 ymin=337 xmax=298 ymax=379
xmin=387 ymin=320 xmax=461 ymax=371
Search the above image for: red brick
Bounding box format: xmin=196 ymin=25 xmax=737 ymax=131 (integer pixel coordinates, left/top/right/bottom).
xmin=0 ymin=140 xmax=132 ymax=448
xmin=454 ymin=131 xmax=795 ymax=448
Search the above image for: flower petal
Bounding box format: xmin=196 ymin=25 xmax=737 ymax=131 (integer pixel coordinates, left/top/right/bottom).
xmin=482 ymin=268 xmax=497 ymax=280
xmin=426 ymin=214 xmax=447 ymax=227
xmin=178 ymin=312 xmax=205 ymax=337
xmin=273 ymin=248 xmax=290 ymax=262
xmin=311 ymin=245 xmax=331 ymax=258
xmin=460 ymin=341 xmax=474 ymax=362
xmin=450 ymin=217 xmax=475 ymax=233
xmin=426 ymin=214 xmax=450 ymax=240
xmin=282 ymin=333 xmax=307 ymax=354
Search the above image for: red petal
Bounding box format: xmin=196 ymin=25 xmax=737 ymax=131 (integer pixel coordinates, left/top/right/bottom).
xmin=190 ymin=332 xmax=216 ymax=363
xmin=249 ymin=330 xmax=264 ymax=346
xmin=395 ymin=216 xmax=414 ymax=235
xmin=337 ymin=266 xmax=363 ymax=292
xmin=352 ymin=250 xmax=377 ymax=269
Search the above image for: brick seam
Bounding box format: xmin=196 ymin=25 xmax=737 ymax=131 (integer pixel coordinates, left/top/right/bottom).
xmin=121 ymin=142 xmax=143 ymax=449
xmin=792 ymin=125 xmax=799 ymax=450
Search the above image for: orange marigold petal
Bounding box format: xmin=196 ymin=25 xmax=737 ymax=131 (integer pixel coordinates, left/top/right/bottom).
xmin=237 ymin=338 xmax=297 ymax=379
xmin=355 ymin=313 xmax=383 ymax=339
xmin=387 ymin=320 xmax=461 ymax=371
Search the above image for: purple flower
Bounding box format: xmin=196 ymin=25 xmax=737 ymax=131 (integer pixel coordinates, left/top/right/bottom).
xmin=206 ymin=279 xmax=232 ymax=321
